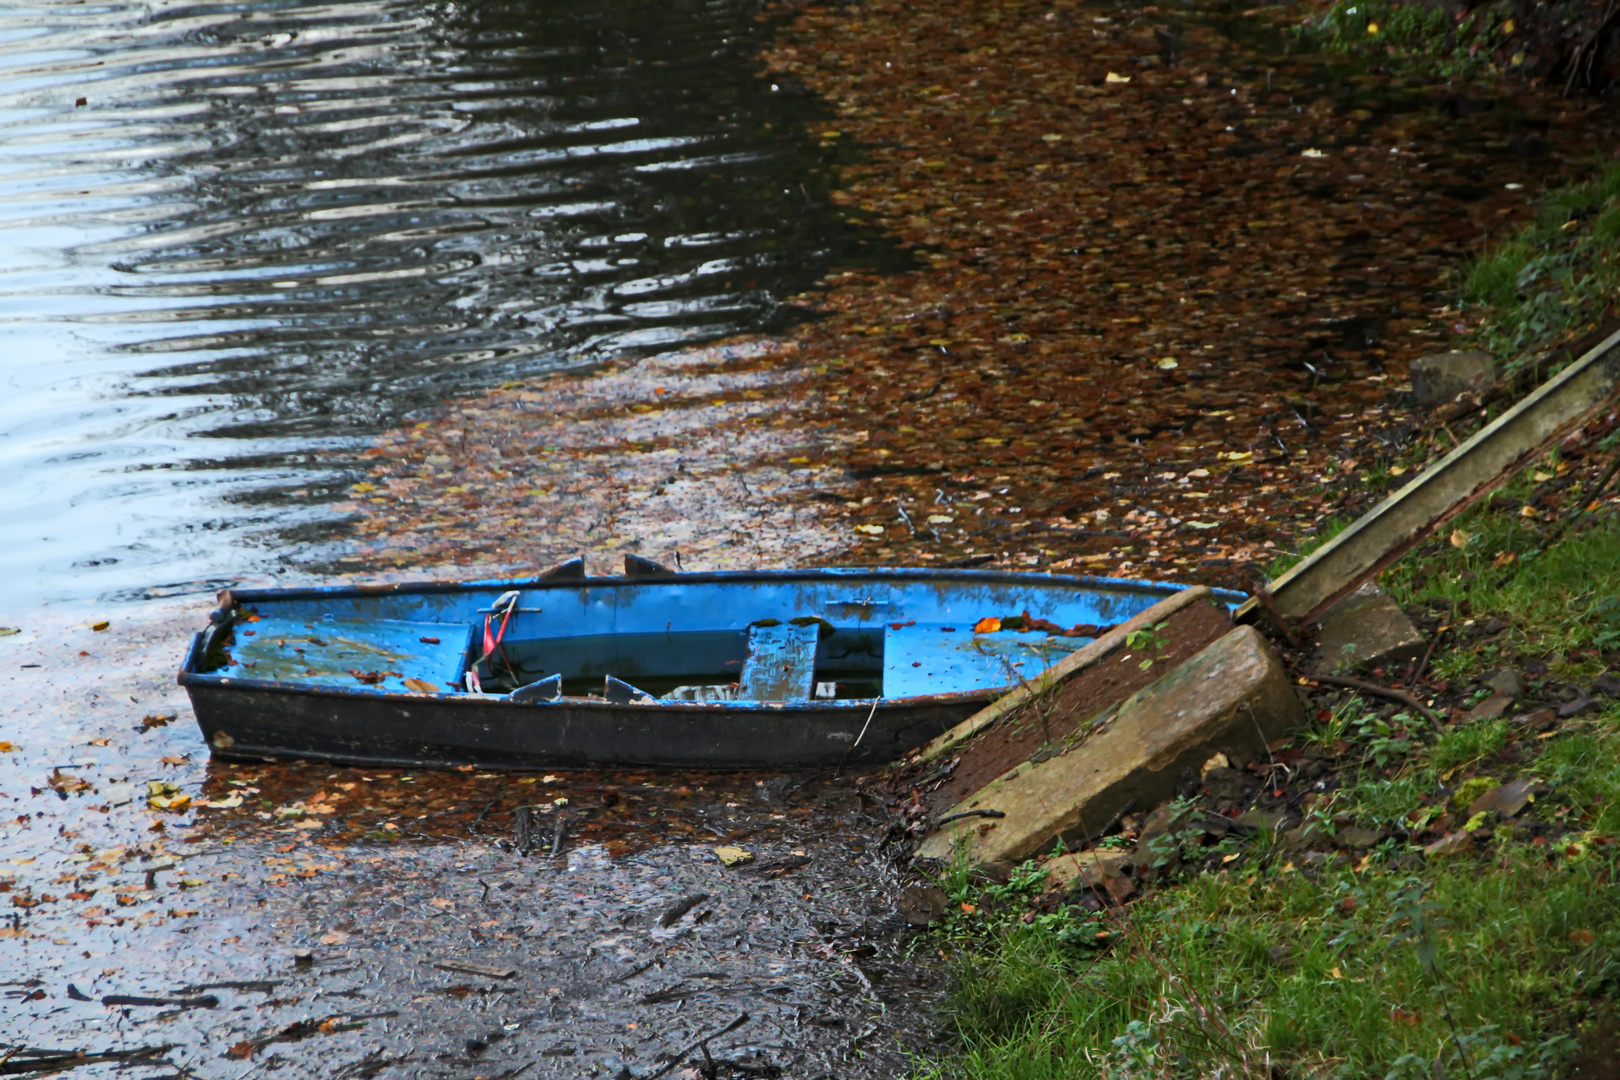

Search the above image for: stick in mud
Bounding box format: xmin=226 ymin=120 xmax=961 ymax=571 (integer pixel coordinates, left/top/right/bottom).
xmin=101 ymin=994 xmax=219 ymax=1009
xmin=658 ymin=892 xmax=711 ymax=928
xmin=1302 ymin=671 xmax=1443 ymax=728
xmin=645 ymin=1013 xmax=751 ymax=1080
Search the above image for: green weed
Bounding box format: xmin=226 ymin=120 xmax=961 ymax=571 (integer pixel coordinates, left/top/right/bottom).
xmin=1461 ymin=159 xmax=1620 ymax=363
xmin=925 ymin=839 xmax=1618 ymax=1079
xmin=1294 ymin=0 xmax=1502 ymax=78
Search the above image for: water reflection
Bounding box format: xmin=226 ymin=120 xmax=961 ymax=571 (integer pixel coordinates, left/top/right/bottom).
xmin=0 ymin=0 xmax=898 ymax=606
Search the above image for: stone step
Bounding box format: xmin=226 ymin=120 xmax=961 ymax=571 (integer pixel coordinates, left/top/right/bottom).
xmin=916 ymin=624 xmax=1304 ymax=870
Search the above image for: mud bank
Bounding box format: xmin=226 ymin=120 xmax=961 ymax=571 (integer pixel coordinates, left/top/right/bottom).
xmin=0 ymin=604 xmax=941 ymax=1077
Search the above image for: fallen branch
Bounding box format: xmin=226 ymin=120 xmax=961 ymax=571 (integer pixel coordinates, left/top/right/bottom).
xmin=1300 ymin=671 xmax=1443 ymax=729
xmin=0 ymin=1046 xmax=171 ymax=1076
xmin=645 ymin=1013 xmax=750 ymax=1080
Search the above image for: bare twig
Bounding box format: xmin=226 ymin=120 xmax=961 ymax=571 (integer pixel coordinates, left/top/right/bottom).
xmin=644 ymin=1013 xmax=750 ymax=1080
xmin=1300 ymin=671 xmax=1443 ymax=729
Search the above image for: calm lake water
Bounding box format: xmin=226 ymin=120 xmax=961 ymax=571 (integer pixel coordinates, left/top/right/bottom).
xmin=0 ymin=0 xmax=895 ymax=609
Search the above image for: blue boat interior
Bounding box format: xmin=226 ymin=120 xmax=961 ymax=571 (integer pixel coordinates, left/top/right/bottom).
xmin=204 ymin=570 xmax=1220 ymax=705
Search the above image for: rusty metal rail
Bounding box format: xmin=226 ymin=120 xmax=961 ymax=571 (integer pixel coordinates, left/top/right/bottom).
xmin=1238 ymin=326 xmax=1620 ymax=630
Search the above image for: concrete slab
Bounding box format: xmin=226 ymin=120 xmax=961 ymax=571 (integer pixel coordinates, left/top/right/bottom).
xmin=917 ymin=585 xmax=1227 ymax=761
xmin=1043 ymin=849 xmax=1132 ymax=892
xmin=1410 ymin=349 xmax=1496 ymax=408
xmin=1310 ymin=582 xmax=1425 ymax=673
xmin=907 ymin=586 xmax=1235 ymax=820
xmin=917 ymin=625 xmax=1304 ymax=868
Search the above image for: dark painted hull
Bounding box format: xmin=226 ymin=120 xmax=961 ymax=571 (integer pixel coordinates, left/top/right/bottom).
xmin=182 ymin=651 xmax=980 ymax=769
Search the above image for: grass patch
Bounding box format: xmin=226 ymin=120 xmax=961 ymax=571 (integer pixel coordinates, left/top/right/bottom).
xmin=1462 ymin=160 xmax=1620 ymax=365
xmin=919 ymin=497 xmax=1620 ymax=1077
xmin=1293 ymin=0 xmax=1504 ymax=78
xmin=1379 ymin=469 xmax=1620 ymax=677
xmin=925 ymin=825 xmax=1620 ymax=1078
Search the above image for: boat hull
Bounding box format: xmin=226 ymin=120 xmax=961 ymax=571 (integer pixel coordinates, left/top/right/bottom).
xmin=183 ymin=649 xmax=980 ymax=769
xmin=177 ymin=567 xmax=1242 ymax=770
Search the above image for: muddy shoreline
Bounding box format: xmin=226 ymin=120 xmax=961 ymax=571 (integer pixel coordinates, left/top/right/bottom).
xmin=1 ymin=605 xmax=942 ymax=1078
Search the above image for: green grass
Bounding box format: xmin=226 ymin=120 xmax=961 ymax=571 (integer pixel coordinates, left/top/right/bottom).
xmin=1462 ymin=161 xmax=1620 ymax=364
xmin=919 ymin=500 xmax=1620 ymax=1078
xmin=924 ymin=826 xmax=1620 ymax=1079
xmin=1294 ymin=0 xmax=1503 ymax=78
xmin=1379 ymin=471 xmax=1620 ymax=679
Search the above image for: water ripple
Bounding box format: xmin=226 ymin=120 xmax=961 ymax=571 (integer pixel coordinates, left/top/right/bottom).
xmin=0 ymin=0 xmax=901 ymax=605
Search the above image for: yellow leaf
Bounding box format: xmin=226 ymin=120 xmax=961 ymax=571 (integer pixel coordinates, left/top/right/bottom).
xmin=713 ymin=846 xmax=753 ymax=867
xmin=1155 ymin=357 xmax=1179 ymax=370
xmin=973 ymin=617 xmax=1002 ymax=634
xmin=1366 ymin=20 xmax=1379 ymax=33
xmin=1104 ymin=72 xmax=1131 ymax=83
xmin=1041 ymin=133 xmax=1063 ymax=143
xmin=1449 ymin=528 xmax=1471 ymax=549
xmin=854 ymin=524 xmax=885 ymax=535
xmin=1301 ymin=148 xmax=1327 ymax=158
xmin=350 ymin=482 xmax=378 ymax=494
xmin=402 ymin=678 xmax=440 ymax=693
xmin=1502 ymin=17 xmax=1515 ymax=33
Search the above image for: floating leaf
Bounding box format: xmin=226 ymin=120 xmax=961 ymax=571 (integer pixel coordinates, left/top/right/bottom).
xmin=973 ymin=617 xmax=1002 ymax=634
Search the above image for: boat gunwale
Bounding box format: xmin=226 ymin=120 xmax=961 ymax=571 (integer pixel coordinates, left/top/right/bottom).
xmin=206 ymin=566 xmax=1245 ymax=606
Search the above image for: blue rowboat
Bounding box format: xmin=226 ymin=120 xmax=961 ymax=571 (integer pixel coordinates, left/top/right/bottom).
xmin=177 ymin=557 xmax=1241 ymax=770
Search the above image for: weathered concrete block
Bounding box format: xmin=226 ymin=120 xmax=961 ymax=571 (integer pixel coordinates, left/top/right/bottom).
xmin=1043 ymin=849 xmax=1131 ymax=893
xmin=1311 ymin=582 xmax=1425 ymax=673
xmin=917 ymin=625 xmax=1305 ymax=868
xmin=917 ymin=585 xmax=1228 ymax=762
xmin=1410 ymin=350 xmax=1496 ymax=408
